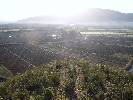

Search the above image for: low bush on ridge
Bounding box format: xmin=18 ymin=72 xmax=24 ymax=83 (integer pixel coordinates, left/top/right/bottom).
xmin=0 ymin=59 xmax=133 ymax=100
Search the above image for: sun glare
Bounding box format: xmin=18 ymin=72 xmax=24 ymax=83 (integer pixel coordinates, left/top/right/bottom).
xmin=10 ymin=0 xmax=88 ymax=20
xmin=0 ymin=0 xmax=133 ymax=21
xmin=41 ymin=0 xmax=87 ymax=17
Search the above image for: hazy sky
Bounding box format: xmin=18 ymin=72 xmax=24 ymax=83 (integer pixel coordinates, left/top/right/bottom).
xmin=0 ymin=0 xmax=132 ymax=21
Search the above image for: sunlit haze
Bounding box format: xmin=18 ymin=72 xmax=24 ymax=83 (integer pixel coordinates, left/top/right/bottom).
xmin=0 ymin=0 xmax=133 ymax=21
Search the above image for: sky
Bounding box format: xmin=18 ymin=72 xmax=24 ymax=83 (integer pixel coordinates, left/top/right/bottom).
xmin=0 ymin=0 xmax=133 ymax=21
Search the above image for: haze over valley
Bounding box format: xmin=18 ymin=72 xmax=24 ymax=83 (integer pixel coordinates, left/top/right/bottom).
xmin=0 ymin=0 xmax=133 ymax=99
xmin=18 ymin=8 xmax=133 ymax=25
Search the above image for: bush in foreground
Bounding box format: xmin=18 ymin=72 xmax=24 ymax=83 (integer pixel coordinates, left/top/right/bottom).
xmin=0 ymin=59 xmax=133 ymax=100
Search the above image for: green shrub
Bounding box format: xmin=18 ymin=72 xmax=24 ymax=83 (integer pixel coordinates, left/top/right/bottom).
xmin=0 ymin=59 xmax=133 ymax=100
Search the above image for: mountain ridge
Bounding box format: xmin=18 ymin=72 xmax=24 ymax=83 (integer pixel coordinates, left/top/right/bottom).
xmin=18 ymin=8 xmax=133 ymax=24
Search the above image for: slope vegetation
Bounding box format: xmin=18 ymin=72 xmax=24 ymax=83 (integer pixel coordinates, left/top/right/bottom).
xmin=0 ymin=59 xmax=133 ymax=100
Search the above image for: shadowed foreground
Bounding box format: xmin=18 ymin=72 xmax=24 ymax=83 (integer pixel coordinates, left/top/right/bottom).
xmin=0 ymin=59 xmax=133 ymax=100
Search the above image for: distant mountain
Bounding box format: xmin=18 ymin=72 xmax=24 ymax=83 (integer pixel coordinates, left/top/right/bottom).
xmin=18 ymin=8 xmax=133 ymax=25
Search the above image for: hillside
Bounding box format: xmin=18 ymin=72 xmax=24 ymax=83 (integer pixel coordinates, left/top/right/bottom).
xmin=18 ymin=8 xmax=133 ymax=25
xmin=0 ymin=65 xmax=13 ymax=79
xmin=0 ymin=59 xmax=133 ymax=100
